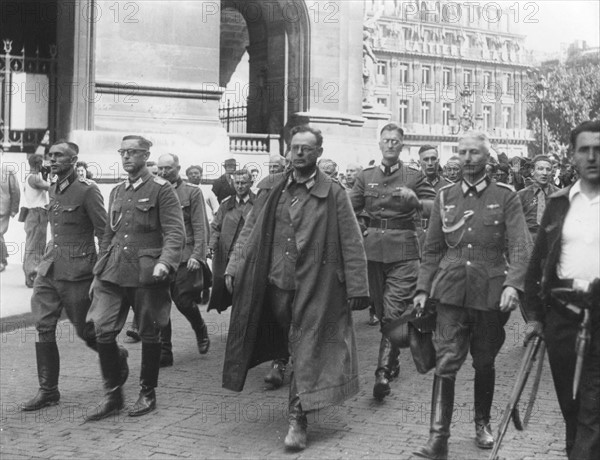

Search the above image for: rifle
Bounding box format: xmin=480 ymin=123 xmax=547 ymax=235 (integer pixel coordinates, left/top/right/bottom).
xmin=489 ymin=335 xmax=545 ymax=460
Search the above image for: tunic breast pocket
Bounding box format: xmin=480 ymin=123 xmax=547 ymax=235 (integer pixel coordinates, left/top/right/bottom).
xmin=134 ymin=203 xmax=157 ymax=232
xmin=364 ymin=190 xmax=379 ymax=206
xmin=61 ymin=205 xmax=81 ymax=225
xmin=483 ymin=210 xmax=504 ymax=227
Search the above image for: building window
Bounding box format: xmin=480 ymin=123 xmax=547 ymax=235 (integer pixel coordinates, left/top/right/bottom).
xmin=442 ymin=68 xmax=452 ymax=87
xmin=483 ymin=105 xmax=493 ymax=130
xmin=399 ymin=64 xmax=409 ymax=84
xmin=463 ymin=69 xmax=472 ymax=88
xmin=442 ymin=103 xmax=451 ymax=126
xmin=502 ymin=106 xmax=512 ymax=129
xmin=421 ymin=101 xmax=431 ymax=124
xmin=376 ymin=97 xmax=389 ymax=108
xmin=399 ymin=100 xmax=409 ymax=124
xmin=504 ymin=73 xmax=513 ymax=95
xmin=422 ymin=65 xmax=431 ymax=85
xmin=376 ymin=61 xmax=388 ymax=85
xmin=483 ymin=71 xmax=492 ymax=90
xmin=404 ymin=27 xmax=413 ymax=41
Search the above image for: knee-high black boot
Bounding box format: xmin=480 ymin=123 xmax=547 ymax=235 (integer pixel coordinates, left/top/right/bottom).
xmin=22 ymin=342 xmax=61 ymax=411
xmin=129 ymin=342 xmax=161 ymax=417
xmin=414 ymin=375 xmax=455 ymax=460
xmin=159 ymin=320 xmax=173 ymax=367
xmin=85 ymin=342 xmax=124 ymax=421
xmin=474 ymin=368 xmax=495 ymax=449
xmin=184 ymin=306 xmax=210 ymax=354
xmin=373 ymin=336 xmax=393 ymax=401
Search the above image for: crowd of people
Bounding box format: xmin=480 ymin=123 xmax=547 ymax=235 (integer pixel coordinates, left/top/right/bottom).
xmin=0 ymin=120 xmax=597 ymax=459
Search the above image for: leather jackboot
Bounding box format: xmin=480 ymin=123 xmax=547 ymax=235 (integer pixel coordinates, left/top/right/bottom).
xmin=284 ymin=378 xmax=307 ymax=451
xmin=388 ymin=342 xmax=400 ymax=381
xmin=159 ymin=320 xmax=174 ymax=367
xmin=118 ymin=345 xmax=129 ymax=386
xmin=373 ymin=336 xmax=393 ymax=401
xmin=85 ymin=342 xmax=124 ymax=422
xmin=474 ymin=368 xmax=495 ymax=449
xmin=129 ymin=342 xmax=161 ymax=417
xmin=264 ymin=358 xmax=287 ymax=388
xmin=413 ymin=375 xmax=455 ymax=460
xmin=194 ymin=319 xmax=210 ymax=355
xmin=22 ymin=342 xmax=61 ymax=411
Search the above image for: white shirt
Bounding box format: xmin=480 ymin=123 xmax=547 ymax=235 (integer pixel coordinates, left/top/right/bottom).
xmin=557 ymin=180 xmax=600 ymax=281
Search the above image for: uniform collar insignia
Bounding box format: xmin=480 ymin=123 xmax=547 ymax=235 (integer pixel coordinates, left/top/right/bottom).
xmin=57 ymin=170 xmax=77 ymax=194
xmin=380 ymin=162 xmax=400 ymax=176
xmin=461 ymin=176 xmax=489 ymax=196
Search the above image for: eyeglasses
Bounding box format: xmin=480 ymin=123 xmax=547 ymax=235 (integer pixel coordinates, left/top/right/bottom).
xmin=118 ymin=149 xmax=148 ymax=157
xmin=381 ymin=139 xmax=401 ymax=146
xmin=290 ymin=145 xmax=317 ymax=154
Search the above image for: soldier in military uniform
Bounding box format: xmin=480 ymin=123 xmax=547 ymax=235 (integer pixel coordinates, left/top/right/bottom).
xmin=350 ymin=123 xmax=435 ymax=401
xmin=22 ymin=141 xmax=129 ymax=411
xmin=156 ymin=153 xmax=210 ymax=367
xmin=86 ymin=136 xmax=184 ymax=421
xmin=413 ymin=132 xmax=531 ymax=459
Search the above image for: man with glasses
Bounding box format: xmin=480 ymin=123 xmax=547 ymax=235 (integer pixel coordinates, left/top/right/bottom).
xmin=86 ymin=135 xmax=184 ymax=421
xmin=222 ymin=125 xmax=369 ymax=451
xmin=350 ymin=123 xmax=435 ymax=401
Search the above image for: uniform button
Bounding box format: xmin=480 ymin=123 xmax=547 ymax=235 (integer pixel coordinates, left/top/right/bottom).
xmin=285 ymin=252 xmax=289 ymax=255
xmin=381 ymin=195 xmax=385 ymax=198
xmin=123 ymin=246 xmax=128 ymax=250
xmin=82 ymin=252 xmax=86 ymax=256
xmin=128 ymin=199 xmax=132 ymax=202
xmin=54 ymin=212 xmax=58 ymax=216
xmin=494 ymin=220 xmax=499 ymax=225
xmin=287 ymin=238 xmax=291 ymax=242
xmin=469 ymin=193 xmax=473 ymax=197
xmin=467 ymin=244 xmax=472 ymax=249
xmin=289 ymin=223 xmax=293 ymax=227
xmin=125 ymin=223 xmax=129 ymax=226
xmin=466 ymin=261 xmax=471 ymax=265
xmin=54 ymin=244 xmax=58 ymax=248
xmin=468 ymin=227 xmax=472 ymax=231
xmin=55 ymin=233 xmax=58 ymax=237
xmin=124 ymin=234 xmax=128 ymax=238
xmin=384 ymin=183 xmax=388 ymax=187
xmin=126 ymin=210 xmax=131 ymax=213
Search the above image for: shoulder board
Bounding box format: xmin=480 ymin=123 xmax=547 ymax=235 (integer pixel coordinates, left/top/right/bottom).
xmin=221 ymin=196 xmax=233 ymax=203
xmin=408 ymin=163 xmax=421 ymax=171
xmin=185 ymin=182 xmax=198 ymax=187
xmin=363 ymin=165 xmax=375 ymax=170
xmin=496 ymin=182 xmax=515 ymax=192
xmin=153 ymin=176 xmax=168 ymax=186
xmin=78 ymin=177 xmax=92 ymax=185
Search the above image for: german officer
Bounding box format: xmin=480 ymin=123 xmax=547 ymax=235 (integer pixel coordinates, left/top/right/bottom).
xmin=413 ymin=131 xmax=531 ymax=459
xmin=350 ymin=123 xmax=435 ymax=401
xmin=86 ymin=135 xmax=184 ymax=421
xmin=22 ymin=141 xmax=128 ymax=411
xmin=156 ymin=153 xmax=211 ymax=367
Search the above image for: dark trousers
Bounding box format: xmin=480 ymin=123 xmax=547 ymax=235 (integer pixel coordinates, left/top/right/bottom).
xmin=433 ymin=304 xmax=509 ymax=378
xmin=0 ymin=214 xmax=10 ymax=265
xmin=87 ymin=279 xmax=171 ymax=343
xmin=546 ymin=307 xmax=600 ymax=459
xmin=31 ymin=271 xmax=95 ymax=347
xmin=367 ymin=259 xmax=419 ymax=328
xmin=266 ymin=284 xmax=297 ymax=407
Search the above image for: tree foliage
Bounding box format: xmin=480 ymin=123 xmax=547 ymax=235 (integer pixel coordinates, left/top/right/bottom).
xmin=527 ymin=62 xmax=600 ymax=158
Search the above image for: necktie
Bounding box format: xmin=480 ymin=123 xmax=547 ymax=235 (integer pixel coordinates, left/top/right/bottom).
xmin=536 ymin=189 xmax=546 ymax=225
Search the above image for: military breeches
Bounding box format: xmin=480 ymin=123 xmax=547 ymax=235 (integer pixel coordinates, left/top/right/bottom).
xmin=31 ymin=271 xmax=95 ymax=347
xmin=433 ymin=304 xmax=509 ymax=378
xmin=87 ymin=280 xmax=171 ymax=344
xmin=367 ymin=259 xmax=418 ymax=329
xmin=23 ymin=207 xmax=48 ymax=279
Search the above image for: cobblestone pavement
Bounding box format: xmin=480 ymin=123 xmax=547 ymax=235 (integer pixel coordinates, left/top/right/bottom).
xmin=1 ymin=304 xmax=567 ymax=459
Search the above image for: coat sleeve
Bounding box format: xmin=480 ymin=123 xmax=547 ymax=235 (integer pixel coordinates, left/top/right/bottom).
xmin=189 ymin=187 xmax=208 ymax=261
xmin=84 ymin=183 xmax=108 ymax=246
xmin=225 ymin=190 xmax=269 ymax=278
xmin=336 ymin=188 xmax=369 ymax=298
xmin=209 ymin=203 xmax=225 ymax=250
xmin=413 ymin=173 xmax=435 ymax=218
xmin=523 ymin=203 xmax=551 ymax=322
xmin=349 ymin=170 xmax=366 ymax=214
xmin=157 ymin=183 xmax=185 ymax=272
xmin=416 ymin=191 xmax=446 ymax=295
xmin=99 ymin=186 xmax=117 ymax=256
xmin=503 ymin=190 xmax=533 ymax=292
xmin=9 ymin=172 xmax=20 ymax=215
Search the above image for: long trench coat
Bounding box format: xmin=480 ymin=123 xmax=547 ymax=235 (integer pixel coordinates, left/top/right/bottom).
xmin=223 ymin=170 xmax=369 ymax=411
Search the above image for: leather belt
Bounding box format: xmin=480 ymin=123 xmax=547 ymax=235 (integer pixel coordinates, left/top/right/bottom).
xmin=368 ymin=218 xmax=416 ymax=231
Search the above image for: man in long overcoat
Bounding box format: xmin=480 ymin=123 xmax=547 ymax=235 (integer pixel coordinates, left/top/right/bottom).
xmin=222 ymin=125 xmax=369 ymax=451
xmin=207 ymin=169 xmax=254 ymax=313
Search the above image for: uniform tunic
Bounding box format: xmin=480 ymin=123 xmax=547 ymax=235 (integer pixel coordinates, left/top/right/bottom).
xmin=87 ymin=171 xmax=184 ymax=343
xmin=417 ymin=177 xmax=532 ymax=376
xmin=33 ymin=170 xmax=107 ymax=343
